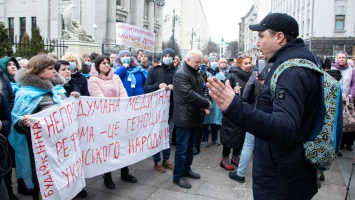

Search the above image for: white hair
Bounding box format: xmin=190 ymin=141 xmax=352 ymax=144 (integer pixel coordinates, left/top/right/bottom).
xmin=185 ymin=49 xmax=202 ymax=61
xmin=18 ymin=59 xmax=29 ymax=67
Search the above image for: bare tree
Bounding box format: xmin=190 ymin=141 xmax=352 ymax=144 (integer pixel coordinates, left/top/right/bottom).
xmin=162 ymin=35 xmax=181 ymax=57
xmin=227 ymin=40 xmax=238 ymax=59
xmin=201 ymin=38 xmax=219 ymax=56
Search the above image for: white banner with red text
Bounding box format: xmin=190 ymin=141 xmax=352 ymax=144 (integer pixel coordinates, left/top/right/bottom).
xmin=29 ymin=89 xmax=170 ymax=200
xmin=115 ymin=22 xmax=155 ymax=51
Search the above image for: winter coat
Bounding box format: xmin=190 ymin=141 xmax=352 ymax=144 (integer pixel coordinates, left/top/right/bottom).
xmin=144 ymin=63 xmax=176 ymax=118
xmin=88 ymin=67 xmax=127 ymax=98
xmin=0 ymin=70 xmax=14 ymax=137
xmin=223 ymin=38 xmax=319 ymax=199
xmin=173 ymin=61 xmax=210 ymax=127
xmin=114 ymin=65 xmax=147 ymax=97
xmin=0 ymin=57 xmax=20 ymax=80
xmin=220 ymin=67 xmax=252 ymax=148
xmin=331 ymin=64 xmax=352 ymax=99
xmin=71 ymin=71 xmax=90 ymax=96
xmin=0 ymin=57 xmax=21 ymax=93
xmin=203 ymin=71 xmax=225 ymax=125
xmin=10 ymin=69 xmax=66 ymax=188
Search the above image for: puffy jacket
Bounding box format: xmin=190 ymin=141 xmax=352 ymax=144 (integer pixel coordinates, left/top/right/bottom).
xmin=224 ymin=39 xmax=320 ymax=199
xmin=88 ymin=67 xmax=127 ymax=98
xmin=173 ymin=62 xmax=210 ymax=127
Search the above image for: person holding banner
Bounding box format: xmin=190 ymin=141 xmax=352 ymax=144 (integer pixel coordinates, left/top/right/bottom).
xmin=10 ymin=55 xmax=67 ymax=200
xmin=88 ymin=55 xmax=138 ymax=189
xmin=114 ymin=50 xmax=148 ymax=97
xmin=172 ymin=49 xmax=211 ymax=189
xmin=61 ymin=53 xmax=90 ymax=96
xmin=144 ymin=48 xmax=176 ymax=173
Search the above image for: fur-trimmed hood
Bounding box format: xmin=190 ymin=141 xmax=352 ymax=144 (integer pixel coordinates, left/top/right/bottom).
xmin=15 ymin=68 xmax=66 ymax=91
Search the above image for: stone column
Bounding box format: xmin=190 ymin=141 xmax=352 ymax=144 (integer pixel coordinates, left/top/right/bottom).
xmin=147 ymin=0 xmax=155 ymax=32
xmin=156 ymin=0 xmax=165 ymax=52
xmin=106 ymin=0 xmax=116 ymax=48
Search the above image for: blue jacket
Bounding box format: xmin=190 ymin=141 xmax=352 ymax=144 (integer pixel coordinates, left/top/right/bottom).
xmin=224 ymin=39 xmax=319 ymax=199
xmin=114 ymin=66 xmax=147 ymax=96
xmin=203 ymin=71 xmax=225 ymax=125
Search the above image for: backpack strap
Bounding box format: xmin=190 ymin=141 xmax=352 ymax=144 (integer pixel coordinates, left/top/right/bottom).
xmin=270 ymin=58 xmax=323 ymax=97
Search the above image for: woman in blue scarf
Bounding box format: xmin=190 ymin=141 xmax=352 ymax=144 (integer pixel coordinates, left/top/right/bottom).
xmin=114 ymin=50 xmax=148 ymax=96
xmin=9 ymin=55 xmax=67 ymax=200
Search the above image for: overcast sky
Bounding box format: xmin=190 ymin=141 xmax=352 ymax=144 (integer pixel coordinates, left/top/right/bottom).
xmin=201 ymin=0 xmax=254 ymax=43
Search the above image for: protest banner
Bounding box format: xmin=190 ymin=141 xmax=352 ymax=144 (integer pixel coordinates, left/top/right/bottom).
xmin=29 ymin=89 xmax=170 ymax=200
xmin=116 ymin=22 xmax=155 ymax=51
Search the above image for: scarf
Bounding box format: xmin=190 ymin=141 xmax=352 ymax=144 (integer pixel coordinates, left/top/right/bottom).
xmin=332 ymin=62 xmax=349 ymax=70
xmin=126 ymin=66 xmax=148 ymax=88
xmin=10 ymin=82 xmax=20 ymax=94
xmin=8 ymin=84 xmax=65 ymax=188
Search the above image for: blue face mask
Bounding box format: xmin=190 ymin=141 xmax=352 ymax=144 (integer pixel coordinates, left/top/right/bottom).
xmin=85 ymin=61 xmax=91 ymax=66
xmin=69 ymin=62 xmax=77 ymax=70
xmin=211 ymin=62 xmax=218 ymax=70
xmin=163 ymin=57 xmax=173 ymax=65
xmin=121 ymin=57 xmax=131 ymax=65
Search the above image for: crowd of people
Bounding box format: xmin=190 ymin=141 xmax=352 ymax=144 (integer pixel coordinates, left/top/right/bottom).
xmin=0 ymin=12 xmax=354 ymax=200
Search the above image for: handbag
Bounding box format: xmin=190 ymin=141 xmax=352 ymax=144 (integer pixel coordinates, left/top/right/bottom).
xmin=343 ymin=96 xmax=355 ymax=132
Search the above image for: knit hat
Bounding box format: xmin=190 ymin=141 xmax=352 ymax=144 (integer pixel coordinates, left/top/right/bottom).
xmin=161 ymin=48 xmax=175 ymax=59
xmin=118 ymin=50 xmax=131 ymax=59
xmin=249 ymin=13 xmax=299 ymax=38
xmin=208 ymin=56 xmax=218 ymax=65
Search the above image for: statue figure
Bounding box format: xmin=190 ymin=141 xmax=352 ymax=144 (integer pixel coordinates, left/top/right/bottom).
xmin=61 ymin=4 xmax=95 ymax=42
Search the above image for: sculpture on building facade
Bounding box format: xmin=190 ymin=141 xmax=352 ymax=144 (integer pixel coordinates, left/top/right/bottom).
xmin=61 ymin=4 xmax=94 ymax=42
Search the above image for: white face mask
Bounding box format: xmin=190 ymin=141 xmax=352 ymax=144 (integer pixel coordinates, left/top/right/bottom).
xmin=163 ymin=57 xmax=173 ymax=65
xmin=210 ymin=62 xmax=218 ymax=70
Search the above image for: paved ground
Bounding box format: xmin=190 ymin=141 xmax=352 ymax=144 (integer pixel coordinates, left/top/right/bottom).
xmin=11 ymin=141 xmax=355 ymax=200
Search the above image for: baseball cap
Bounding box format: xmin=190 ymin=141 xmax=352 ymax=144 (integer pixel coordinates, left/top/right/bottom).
xmin=249 ymin=13 xmax=299 ymax=38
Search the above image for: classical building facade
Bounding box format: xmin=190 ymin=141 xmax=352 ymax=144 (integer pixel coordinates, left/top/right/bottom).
xmin=0 ymin=0 xmax=166 ymax=56
xmin=162 ymin=0 xmax=208 ymax=58
xmin=272 ymin=0 xmax=355 ymax=59
xmin=238 ymin=0 xmax=271 ymax=64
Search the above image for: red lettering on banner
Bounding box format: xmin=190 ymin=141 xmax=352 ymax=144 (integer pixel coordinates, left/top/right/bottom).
xmin=100 ymin=121 xmax=120 ymax=139
xmin=61 ymin=157 xmax=83 ymax=187
xmin=128 ymin=127 xmax=168 ymax=154
xmin=125 ymin=95 xmax=153 ymax=112
xmin=153 ymin=90 xmax=169 ymax=106
xmin=77 ymin=126 xmax=95 ymax=143
xmin=142 ymin=38 xmax=155 ymax=46
xmin=38 ymin=155 xmax=54 ymax=198
xmin=81 ymin=142 xmax=120 ymax=165
xmin=87 ymin=99 xmax=121 ymax=116
xmin=55 ymin=137 xmax=69 ymax=162
xmin=125 ymin=110 xmax=167 ymax=133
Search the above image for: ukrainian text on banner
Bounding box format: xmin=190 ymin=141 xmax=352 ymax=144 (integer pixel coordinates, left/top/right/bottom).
xmin=116 ymin=22 xmax=155 ymax=51
xmin=29 ymin=89 xmax=170 ymax=200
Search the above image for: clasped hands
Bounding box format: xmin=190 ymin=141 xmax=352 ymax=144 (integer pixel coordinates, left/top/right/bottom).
xmin=159 ymin=83 xmax=173 ymax=90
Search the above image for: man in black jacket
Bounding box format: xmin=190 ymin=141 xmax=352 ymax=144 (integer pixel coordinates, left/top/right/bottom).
xmin=207 ymin=13 xmax=320 ymax=199
xmin=173 ymin=49 xmax=211 ymax=189
xmin=144 ymin=48 xmax=176 ymax=173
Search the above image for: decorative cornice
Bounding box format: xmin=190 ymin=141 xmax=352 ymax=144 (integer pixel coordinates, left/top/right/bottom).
xmin=155 ymin=0 xmax=165 ymax=6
